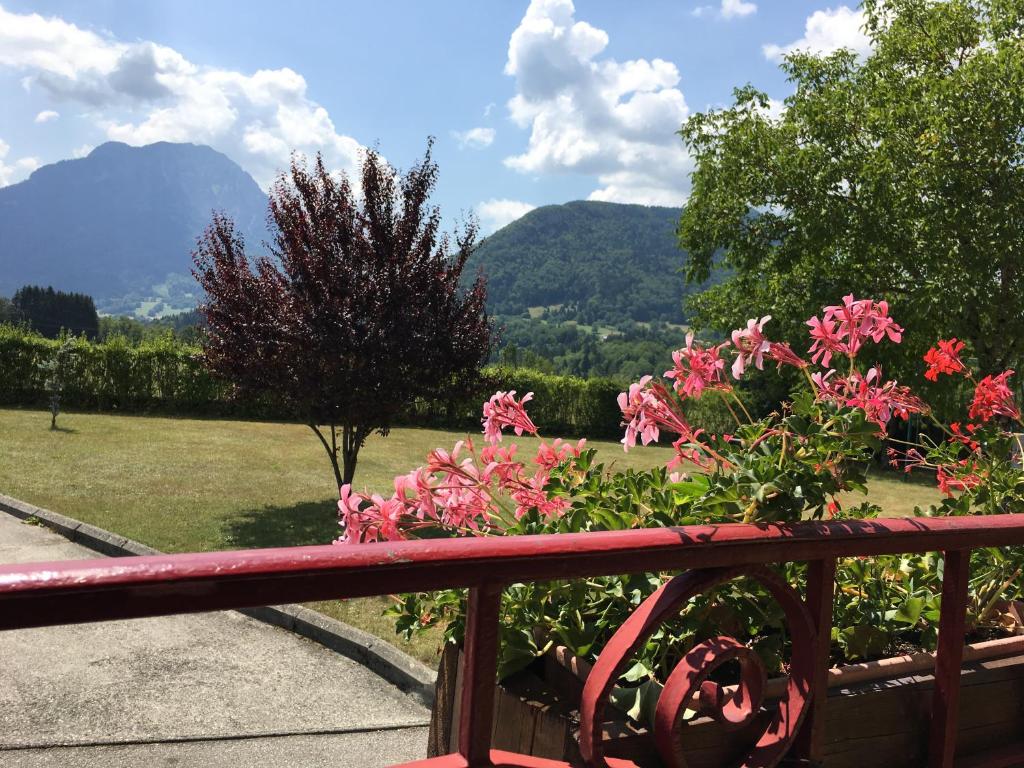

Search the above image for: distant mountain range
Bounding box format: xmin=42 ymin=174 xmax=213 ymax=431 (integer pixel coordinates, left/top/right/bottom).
xmin=0 ymin=142 xmax=708 ymax=323
xmin=0 ymin=141 xmax=269 ymax=317
xmin=469 ymin=200 xmax=712 ymax=326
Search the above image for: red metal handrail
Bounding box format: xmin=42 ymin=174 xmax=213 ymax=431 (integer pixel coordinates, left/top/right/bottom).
xmin=3 ymin=514 xmax=1024 ymax=767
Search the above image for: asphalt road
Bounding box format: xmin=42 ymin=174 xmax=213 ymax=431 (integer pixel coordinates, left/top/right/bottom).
xmin=0 ymin=511 xmax=431 ymax=767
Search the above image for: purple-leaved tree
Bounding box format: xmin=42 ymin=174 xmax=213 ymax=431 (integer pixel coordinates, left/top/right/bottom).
xmin=193 ymin=141 xmax=492 ymax=488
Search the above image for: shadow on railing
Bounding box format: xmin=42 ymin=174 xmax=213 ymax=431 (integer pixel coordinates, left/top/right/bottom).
xmin=3 ymin=515 xmax=1024 ymax=768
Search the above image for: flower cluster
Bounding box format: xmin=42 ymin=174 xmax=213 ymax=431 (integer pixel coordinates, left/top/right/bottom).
xmin=665 ymin=333 xmax=730 ymax=397
xmin=813 ymin=367 xmax=928 ymax=427
xmin=336 ymin=392 xmax=583 ymax=544
xmin=969 ymin=372 xmax=1020 ymax=423
xmin=618 ymin=295 xmax=923 ymax=477
xmin=924 ymin=338 xmax=966 ymax=381
xmin=806 ymin=295 xmax=903 ymax=367
xmin=923 ymin=338 xmax=1020 ymax=424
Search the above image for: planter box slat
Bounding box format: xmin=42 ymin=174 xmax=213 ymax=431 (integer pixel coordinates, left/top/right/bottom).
xmin=430 ymin=647 xmax=1024 ymax=766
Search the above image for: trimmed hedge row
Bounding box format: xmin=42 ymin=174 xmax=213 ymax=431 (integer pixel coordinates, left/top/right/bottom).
xmin=1 ymin=326 xmax=741 ymax=439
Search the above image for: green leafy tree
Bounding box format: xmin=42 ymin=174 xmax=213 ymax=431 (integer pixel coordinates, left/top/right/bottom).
xmin=680 ymin=0 xmax=1024 ymax=380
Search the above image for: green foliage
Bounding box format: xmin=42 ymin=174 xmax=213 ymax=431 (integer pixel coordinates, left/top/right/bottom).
xmin=98 ymin=310 xmax=205 ymax=345
xmin=37 ymin=336 xmax=76 ymax=429
xmin=470 ymin=201 xmax=721 ymax=327
xmin=680 ymin=0 xmax=1024 ymax=379
xmin=11 ymin=285 xmax=99 ymax=339
xmin=0 ymin=325 xmax=226 ymax=415
xmin=493 ymin=315 xmax=688 ymax=382
xmin=0 ymin=325 xmax=632 ymax=435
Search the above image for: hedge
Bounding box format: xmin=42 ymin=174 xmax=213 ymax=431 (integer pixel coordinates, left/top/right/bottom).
xmin=0 ymin=326 xmax=740 ymax=440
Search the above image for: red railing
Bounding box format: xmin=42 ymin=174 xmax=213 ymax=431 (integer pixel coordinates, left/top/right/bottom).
xmin=3 ymin=515 xmax=1024 ymax=767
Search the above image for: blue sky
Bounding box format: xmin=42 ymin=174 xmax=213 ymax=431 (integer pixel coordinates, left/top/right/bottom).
xmin=0 ymin=1 xmax=870 ymax=231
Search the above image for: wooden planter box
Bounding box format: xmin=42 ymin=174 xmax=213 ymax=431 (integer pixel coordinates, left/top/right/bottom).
xmin=427 ymin=637 xmax=1024 ymax=767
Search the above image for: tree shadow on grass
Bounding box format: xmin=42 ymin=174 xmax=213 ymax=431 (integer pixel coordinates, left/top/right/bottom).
xmin=224 ymin=498 xmax=339 ymax=549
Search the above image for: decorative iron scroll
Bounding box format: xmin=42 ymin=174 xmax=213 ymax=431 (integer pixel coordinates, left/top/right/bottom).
xmin=579 ymin=565 xmax=816 ymax=768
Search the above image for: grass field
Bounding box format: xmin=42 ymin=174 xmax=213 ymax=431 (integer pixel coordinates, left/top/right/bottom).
xmin=0 ymin=407 xmax=942 ymax=664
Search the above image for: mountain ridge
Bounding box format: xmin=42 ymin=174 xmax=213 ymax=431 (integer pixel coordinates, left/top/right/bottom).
xmin=469 ymin=199 xmax=708 ymax=326
xmin=0 ymin=141 xmax=270 ymax=316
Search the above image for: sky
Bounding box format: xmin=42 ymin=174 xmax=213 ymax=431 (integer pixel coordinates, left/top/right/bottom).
xmin=0 ymin=0 xmax=871 ymax=232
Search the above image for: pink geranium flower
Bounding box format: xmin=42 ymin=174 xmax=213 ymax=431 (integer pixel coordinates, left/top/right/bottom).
xmin=482 ymin=390 xmax=538 ymax=444
xmin=618 ymin=377 xmax=692 ymax=450
xmin=809 ymin=295 xmax=904 ymax=367
xmin=665 ymin=333 xmax=730 ymax=397
xmin=806 ymin=316 xmax=845 ymax=367
xmin=767 ymin=341 xmax=809 ymax=370
xmin=730 ymin=315 xmax=772 ymax=379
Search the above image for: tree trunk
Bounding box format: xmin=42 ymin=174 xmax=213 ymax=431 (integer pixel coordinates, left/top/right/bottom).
xmin=341 ymin=423 xmax=360 ymax=485
xmin=309 ymin=423 xmax=344 ymax=491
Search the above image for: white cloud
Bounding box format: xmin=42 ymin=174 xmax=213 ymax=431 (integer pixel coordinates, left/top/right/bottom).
xmin=721 ymin=0 xmax=756 ymax=19
xmin=763 ymin=6 xmax=870 ymax=61
xmin=452 ymin=126 xmax=496 ymax=149
xmin=503 ymin=0 xmax=691 ymax=205
xmin=0 ymin=138 xmax=40 ymax=186
xmin=483 ymin=102 xmax=496 ymax=117
xmin=71 ymin=143 xmax=93 ymax=158
xmin=476 ymin=198 xmax=536 ymax=233
xmin=0 ymin=4 xmax=365 ymax=188
xmin=34 ymin=109 xmax=59 ymax=123
xmin=692 ymin=2 xmax=755 ymax=20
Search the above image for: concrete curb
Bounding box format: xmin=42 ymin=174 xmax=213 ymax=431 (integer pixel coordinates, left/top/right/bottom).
xmin=0 ymin=493 xmax=437 ymax=707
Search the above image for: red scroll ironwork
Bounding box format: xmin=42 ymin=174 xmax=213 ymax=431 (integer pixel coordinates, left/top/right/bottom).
xmin=579 ymin=565 xmax=816 ymax=768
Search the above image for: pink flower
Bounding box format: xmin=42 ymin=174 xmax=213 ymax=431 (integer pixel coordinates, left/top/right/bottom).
xmin=393 ymin=469 xmax=437 ymax=520
xmin=806 ymin=316 xmax=845 ymax=368
xmin=510 ymin=470 xmax=569 ymax=519
xmin=808 ymin=296 xmax=904 ymax=367
xmin=337 ymin=484 xmax=366 ymax=544
xmin=730 ymin=315 xmax=772 ymax=379
xmin=534 ymin=438 xmax=586 ymax=470
xmin=767 ymin=342 xmax=809 ymax=370
xmin=969 ymin=371 xmax=1020 ymax=422
xmin=665 ymin=333 xmax=730 ymax=397
xmin=482 ymin=390 xmax=538 ymax=444
xmin=814 ymin=367 xmax=927 ymax=427
xmin=618 ymin=377 xmax=693 ymax=450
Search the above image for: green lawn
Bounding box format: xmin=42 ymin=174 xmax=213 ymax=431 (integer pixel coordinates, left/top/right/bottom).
xmin=0 ymin=407 xmax=942 ymax=665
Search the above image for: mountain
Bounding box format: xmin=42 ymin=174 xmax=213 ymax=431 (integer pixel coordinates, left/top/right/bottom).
xmin=0 ymin=141 xmax=269 ymax=316
xmin=469 ymin=200 xmax=713 ymax=326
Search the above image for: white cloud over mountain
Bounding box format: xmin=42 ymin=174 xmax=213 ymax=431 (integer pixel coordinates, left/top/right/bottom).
xmin=476 ymin=198 xmax=536 ymax=233
xmin=763 ymin=6 xmax=871 ymax=61
xmin=0 ymin=4 xmax=364 ymax=188
xmin=503 ymin=0 xmax=691 ymax=206
xmin=34 ymin=110 xmax=59 ymax=123
xmin=0 ymin=138 xmax=39 ymax=186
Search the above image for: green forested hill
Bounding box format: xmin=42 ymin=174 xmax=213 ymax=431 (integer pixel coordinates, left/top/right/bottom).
xmin=469 ymin=200 xmax=712 ymax=325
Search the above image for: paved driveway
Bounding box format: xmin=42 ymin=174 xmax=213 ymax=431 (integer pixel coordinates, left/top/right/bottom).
xmin=0 ymin=512 xmax=431 ymax=767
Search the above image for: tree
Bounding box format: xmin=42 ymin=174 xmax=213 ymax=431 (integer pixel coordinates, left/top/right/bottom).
xmin=39 ymin=337 xmax=76 ymax=430
xmin=193 ymin=142 xmax=492 ymax=488
xmin=12 ymin=286 xmax=99 ymax=339
xmin=680 ymin=0 xmax=1024 ymax=380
